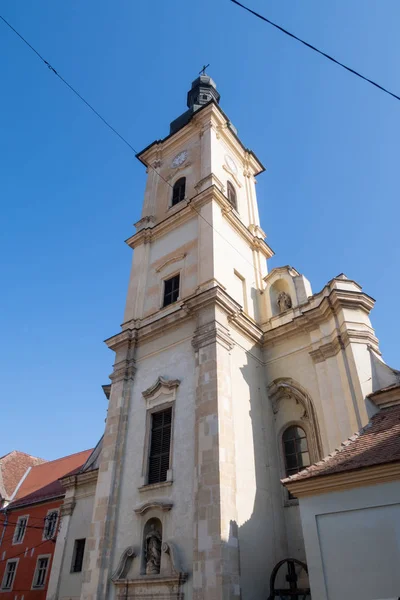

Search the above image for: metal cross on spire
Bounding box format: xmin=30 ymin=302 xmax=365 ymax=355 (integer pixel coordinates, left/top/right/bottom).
xmin=199 ymin=64 xmax=210 ymax=76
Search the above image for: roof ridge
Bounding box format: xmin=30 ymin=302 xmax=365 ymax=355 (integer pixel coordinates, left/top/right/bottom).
xmin=30 ymin=449 xmax=93 ymax=469
xmin=0 ymin=450 xmax=46 ymax=461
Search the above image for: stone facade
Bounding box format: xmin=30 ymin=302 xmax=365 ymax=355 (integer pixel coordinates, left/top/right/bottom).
xmin=49 ymin=75 xmax=391 ymax=600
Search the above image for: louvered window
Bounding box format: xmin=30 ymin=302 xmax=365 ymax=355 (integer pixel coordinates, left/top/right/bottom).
xmin=227 ymin=181 xmax=237 ymax=210
xmin=148 ymin=408 xmax=172 ymax=484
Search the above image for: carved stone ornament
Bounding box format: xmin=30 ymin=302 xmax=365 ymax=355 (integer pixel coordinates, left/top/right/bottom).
xmin=268 ymin=378 xmax=323 ymax=459
xmin=145 ymin=528 xmax=162 ymax=575
xmin=277 ymin=291 xmax=292 ymax=313
xmin=111 ymin=546 xmax=136 ymax=581
xmin=162 ymin=541 xmax=184 ymax=576
xmin=134 ymin=501 xmax=173 ymax=516
xmin=142 ymin=377 xmax=180 ymax=401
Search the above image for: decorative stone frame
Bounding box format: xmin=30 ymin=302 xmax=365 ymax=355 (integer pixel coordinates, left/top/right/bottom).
xmin=268 ymin=378 xmax=322 ymax=506
xmin=139 ymin=377 xmax=180 ymax=490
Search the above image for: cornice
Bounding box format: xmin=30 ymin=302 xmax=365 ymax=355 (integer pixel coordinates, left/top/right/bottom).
xmin=263 ymin=288 xmax=376 ymax=346
xmin=125 ymin=184 xmax=273 ymax=259
xmin=368 ymin=384 xmax=400 ymax=408
xmin=284 ymin=461 xmax=400 ymax=497
xmin=192 ymin=320 xmax=234 ymax=352
xmin=113 ymin=286 xmax=262 ymax=350
xmin=309 ymin=337 xmax=343 ymax=364
xmin=60 ymin=469 xmax=99 ymax=490
xmin=137 ymin=101 xmax=265 ymax=177
xmin=113 ymin=574 xmax=187 ymax=588
xmin=105 ymin=328 xmax=137 ymax=352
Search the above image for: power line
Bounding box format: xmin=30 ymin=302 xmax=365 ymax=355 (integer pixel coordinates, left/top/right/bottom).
xmin=0 ymin=13 xmax=270 ymax=284
xmin=231 ymin=0 xmax=400 ymax=103
xmin=0 ymin=13 xmax=172 ymax=189
xmin=0 ymin=538 xmax=52 ymax=563
xmin=0 ymin=11 xmax=271 ymax=361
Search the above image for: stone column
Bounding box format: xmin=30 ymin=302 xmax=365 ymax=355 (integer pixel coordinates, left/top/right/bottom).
xmin=192 ymin=316 xmax=241 ymax=600
xmin=81 ymin=330 xmax=136 ymax=600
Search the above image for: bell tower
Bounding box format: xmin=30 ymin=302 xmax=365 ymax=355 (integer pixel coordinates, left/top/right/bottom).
xmin=81 ymin=75 xmax=284 ymax=600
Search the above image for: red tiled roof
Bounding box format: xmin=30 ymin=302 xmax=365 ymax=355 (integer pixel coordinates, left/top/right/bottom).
xmin=282 ymin=404 xmax=400 ymax=484
xmin=6 ymin=449 xmax=93 ymax=509
xmin=0 ymin=451 xmax=46 ymax=501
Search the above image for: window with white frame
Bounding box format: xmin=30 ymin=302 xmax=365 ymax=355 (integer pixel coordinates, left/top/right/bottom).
xmin=13 ymin=515 xmax=28 ymax=544
xmin=43 ymin=509 xmax=59 ymax=540
xmin=32 ymin=555 xmax=50 ymax=589
xmin=1 ymin=558 xmax=18 ymax=590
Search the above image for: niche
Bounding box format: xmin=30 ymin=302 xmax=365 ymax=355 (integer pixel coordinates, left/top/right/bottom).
xmin=142 ymin=518 xmax=163 ymax=575
xmin=270 ymin=279 xmax=293 ymax=316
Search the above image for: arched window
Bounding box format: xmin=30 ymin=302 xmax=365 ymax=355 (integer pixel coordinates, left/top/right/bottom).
xmin=227 ymin=181 xmax=237 ymax=210
xmin=282 ymin=425 xmax=311 ymax=478
xmin=171 ymin=177 xmax=186 ymax=206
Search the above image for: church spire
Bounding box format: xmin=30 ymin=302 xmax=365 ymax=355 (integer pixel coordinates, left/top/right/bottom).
xmin=170 ymin=72 xmax=220 ymax=134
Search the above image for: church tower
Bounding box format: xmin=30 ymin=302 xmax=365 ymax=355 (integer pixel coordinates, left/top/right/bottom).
xmin=80 ymin=74 xmax=383 ymax=600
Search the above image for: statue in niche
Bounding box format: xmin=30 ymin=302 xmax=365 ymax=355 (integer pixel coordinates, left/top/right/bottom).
xmin=145 ymin=526 xmax=162 ymax=575
xmin=277 ymin=291 xmax=292 ymax=313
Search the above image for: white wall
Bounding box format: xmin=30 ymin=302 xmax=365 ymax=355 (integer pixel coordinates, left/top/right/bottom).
xmin=59 ymin=494 xmax=95 ymax=600
xmin=299 ymin=480 xmax=400 ymax=600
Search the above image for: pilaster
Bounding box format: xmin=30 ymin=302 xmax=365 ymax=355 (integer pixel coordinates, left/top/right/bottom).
xmin=81 ymin=330 xmax=136 ymax=600
xmin=192 ymin=317 xmax=241 ymax=600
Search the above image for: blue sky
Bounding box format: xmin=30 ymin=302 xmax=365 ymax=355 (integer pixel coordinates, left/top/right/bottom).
xmin=1 ymin=1 xmax=399 ymax=460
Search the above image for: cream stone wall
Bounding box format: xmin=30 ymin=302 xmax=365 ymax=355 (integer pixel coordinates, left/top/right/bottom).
xmin=111 ymin=326 xmax=196 ymax=596
xmin=74 ymin=87 xmax=390 ymax=600
xmin=229 ymin=328 xmax=287 ymax=599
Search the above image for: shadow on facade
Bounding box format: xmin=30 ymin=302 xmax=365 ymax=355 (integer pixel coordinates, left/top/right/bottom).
xmin=227 ymin=348 xmax=309 ymax=599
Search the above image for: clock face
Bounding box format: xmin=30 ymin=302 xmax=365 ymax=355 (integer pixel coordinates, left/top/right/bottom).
xmin=172 ymin=150 xmax=188 ymax=168
xmin=224 ymin=154 xmax=237 ymax=175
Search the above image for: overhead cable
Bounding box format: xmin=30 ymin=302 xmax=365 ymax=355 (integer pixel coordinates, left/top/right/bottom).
xmin=231 ymin=0 xmax=400 ymax=103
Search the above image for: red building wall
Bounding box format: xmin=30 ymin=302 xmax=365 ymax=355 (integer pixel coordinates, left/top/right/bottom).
xmin=0 ymin=499 xmax=62 ymax=600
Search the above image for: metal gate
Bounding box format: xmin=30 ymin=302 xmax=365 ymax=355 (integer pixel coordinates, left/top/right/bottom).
xmin=267 ymin=558 xmax=311 ymax=600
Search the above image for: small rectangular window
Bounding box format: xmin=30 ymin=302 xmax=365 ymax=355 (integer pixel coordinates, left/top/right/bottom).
xmin=32 ymin=556 xmax=49 ymax=588
xmin=13 ymin=516 xmax=28 ymax=544
xmin=148 ymin=408 xmax=172 ymax=484
xmin=1 ymin=559 xmax=18 ymax=590
xmin=163 ymin=274 xmax=180 ymax=307
xmin=71 ymin=539 xmax=86 ymax=573
xmin=43 ymin=510 xmax=59 ymax=540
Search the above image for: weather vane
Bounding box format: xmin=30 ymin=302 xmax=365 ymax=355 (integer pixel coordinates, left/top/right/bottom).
xmin=199 ymin=64 xmax=210 ymax=76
